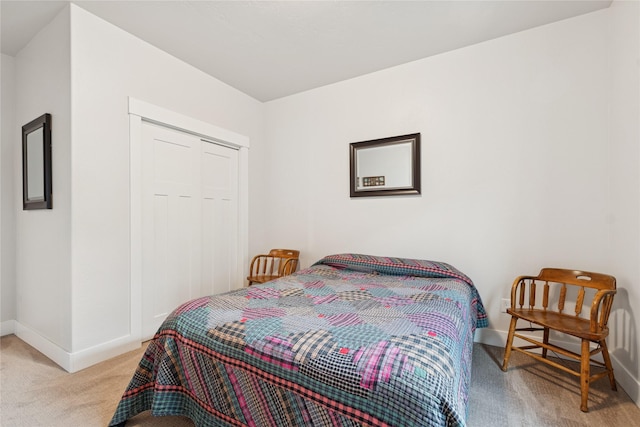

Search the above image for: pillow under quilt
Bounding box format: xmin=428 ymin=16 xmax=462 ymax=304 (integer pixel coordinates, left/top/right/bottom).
xmin=314 ymin=253 xmax=473 ymax=285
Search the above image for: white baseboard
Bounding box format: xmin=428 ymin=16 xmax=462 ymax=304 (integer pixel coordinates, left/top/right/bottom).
xmin=610 ymin=352 xmax=640 ymax=409
xmin=474 ymin=327 xmax=505 ymax=347
xmin=69 ymin=335 xmax=141 ymax=373
xmin=14 ymin=322 xmax=141 ymax=373
xmin=475 ymin=326 xmax=640 ymax=409
xmin=15 ymin=322 xmax=73 ymax=371
xmin=1 ymin=319 xmax=16 ymax=336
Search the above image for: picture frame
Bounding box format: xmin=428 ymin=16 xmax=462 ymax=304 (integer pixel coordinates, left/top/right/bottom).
xmin=22 ymin=113 xmax=52 ymax=210
xmin=350 ymin=133 xmax=421 ymax=197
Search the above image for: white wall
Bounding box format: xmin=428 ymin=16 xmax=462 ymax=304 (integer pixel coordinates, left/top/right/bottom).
xmin=1 ymin=54 xmax=17 ymax=333
xmin=264 ymin=7 xmax=639 ymax=401
xmin=14 ymin=8 xmax=72 ymax=352
xmin=68 ymin=5 xmax=263 ymax=358
xmin=265 ymin=9 xmax=610 ymax=299
xmin=0 ymin=54 xmax=20 ymax=335
xmin=3 ymin=4 xmax=263 ymax=371
xmin=607 ymin=0 xmax=640 ymax=404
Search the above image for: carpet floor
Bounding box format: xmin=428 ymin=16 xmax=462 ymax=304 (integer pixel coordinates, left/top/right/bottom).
xmin=1 ymin=335 xmax=638 ymax=426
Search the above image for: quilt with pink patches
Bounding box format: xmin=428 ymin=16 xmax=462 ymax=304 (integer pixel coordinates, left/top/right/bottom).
xmin=110 ymin=254 xmax=487 ymax=427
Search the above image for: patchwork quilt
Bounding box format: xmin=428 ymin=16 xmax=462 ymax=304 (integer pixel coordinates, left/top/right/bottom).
xmin=110 ymin=254 xmax=487 ymax=427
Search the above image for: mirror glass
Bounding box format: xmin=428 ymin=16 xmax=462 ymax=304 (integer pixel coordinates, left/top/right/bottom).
xmin=26 ymin=127 xmax=45 ymax=201
xmin=355 ymin=142 xmax=413 ymax=191
xmin=350 ymin=133 xmax=421 ymax=197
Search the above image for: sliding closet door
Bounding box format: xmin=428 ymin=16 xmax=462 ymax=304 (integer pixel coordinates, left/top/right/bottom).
xmin=201 ymin=141 xmax=239 ymax=297
xmin=141 ymin=122 xmax=238 ymax=338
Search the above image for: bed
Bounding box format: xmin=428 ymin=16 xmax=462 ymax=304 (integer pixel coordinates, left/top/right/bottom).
xmin=110 ymin=254 xmax=487 ymax=427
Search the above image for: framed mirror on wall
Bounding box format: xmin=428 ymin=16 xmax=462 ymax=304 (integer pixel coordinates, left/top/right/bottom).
xmin=350 ymin=133 xmax=421 ymax=197
xmin=22 ymin=113 xmax=52 ymax=210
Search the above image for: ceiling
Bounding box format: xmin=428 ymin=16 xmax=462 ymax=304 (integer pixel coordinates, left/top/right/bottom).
xmin=1 ymin=1 xmax=612 ymax=102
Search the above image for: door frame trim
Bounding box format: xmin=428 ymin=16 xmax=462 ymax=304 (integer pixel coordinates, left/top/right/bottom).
xmin=128 ymin=97 xmax=249 ymax=341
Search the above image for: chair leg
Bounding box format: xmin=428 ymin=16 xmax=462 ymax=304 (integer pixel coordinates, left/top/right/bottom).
xmin=580 ymin=339 xmax=590 ymax=412
xmin=542 ymin=327 xmax=550 ymax=359
xmin=502 ymin=316 xmax=518 ymax=372
xmin=600 ymin=339 xmax=617 ymax=391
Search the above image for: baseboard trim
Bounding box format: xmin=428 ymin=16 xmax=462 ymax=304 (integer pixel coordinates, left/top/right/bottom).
xmin=14 ymin=322 xmax=141 ymax=373
xmin=0 ymin=319 xmax=16 ymax=336
xmin=475 ymin=327 xmax=640 ymax=409
xmin=69 ymin=335 xmax=141 ymax=373
xmin=610 ymin=351 xmax=640 ymax=409
xmin=15 ymin=323 xmax=72 ymax=371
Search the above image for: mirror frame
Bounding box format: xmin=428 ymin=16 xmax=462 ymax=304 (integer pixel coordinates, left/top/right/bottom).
xmin=350 ymin=133 xmax=421 ymax=197
xmin=22 ymin=113 xmax=52 ymax=210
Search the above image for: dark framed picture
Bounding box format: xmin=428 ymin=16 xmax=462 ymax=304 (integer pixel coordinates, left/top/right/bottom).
xmin=22 ymin=113 xmax=52 ymax=210
xmin=350 ymin=133 xmax=421 ymax=197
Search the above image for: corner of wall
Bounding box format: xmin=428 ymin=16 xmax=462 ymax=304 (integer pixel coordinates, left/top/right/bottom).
xmin=1 ymin=53 xmax=17 ymax=324
xmin=606 ymin=0 xmax=640 ymax=410
xmin=14 ymin=1 xmax=73 ymax=353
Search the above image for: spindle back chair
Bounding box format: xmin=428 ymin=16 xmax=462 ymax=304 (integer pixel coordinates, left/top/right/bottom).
xmin=501 ymin=268 xmax=617 ymax=412
xmin=247 ymin=249 xmax=299 ymax=286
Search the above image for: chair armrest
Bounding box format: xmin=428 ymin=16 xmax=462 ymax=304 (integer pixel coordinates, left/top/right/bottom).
xmin=280 ymin=257 xmax=298 ymax=276
xmin=589 ymin=289 xmax=616 ymax=332
xmin=249 ymin=255 xmax=270 ymax=264
xmin=249 ymin=254 xmax=272 ymax=274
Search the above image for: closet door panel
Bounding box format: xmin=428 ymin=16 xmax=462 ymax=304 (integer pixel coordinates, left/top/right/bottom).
xmin=141 ymin=123 xmax=201 ymax=338
xmin=201 ymin=141 xmax=239 ymax=297
xmin=140 ymin=123 xmax=239 ymax=339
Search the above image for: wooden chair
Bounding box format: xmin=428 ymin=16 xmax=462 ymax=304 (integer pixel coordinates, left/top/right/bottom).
xmin=247 ymin=249 xmax=300 ymax=286
xmin=501 ymin=268 xmax=617 ymax=412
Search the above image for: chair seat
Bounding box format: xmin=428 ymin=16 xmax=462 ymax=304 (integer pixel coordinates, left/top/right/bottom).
xmin=245 ymin=274 xmax=281 ymax=285
xmin=508 ymin=308 xmax=608 ymax=341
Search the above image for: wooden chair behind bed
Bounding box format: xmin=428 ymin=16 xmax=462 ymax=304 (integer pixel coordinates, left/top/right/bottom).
xmin=247 ymin=249 xmax=299 ymax=286
xmin=501 ymin=268 xmax=617 ymax=412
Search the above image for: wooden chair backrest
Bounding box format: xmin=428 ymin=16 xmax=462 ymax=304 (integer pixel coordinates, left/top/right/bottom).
xmin=537 ymin=268 xmax=616 ymax=291
xmin=513 ymin=268 xmax=616 ymax=333
xmin=250 ymin=249 xmax=300 ymax=279
xmin=267 ymin=249 xmax=299 ymax=276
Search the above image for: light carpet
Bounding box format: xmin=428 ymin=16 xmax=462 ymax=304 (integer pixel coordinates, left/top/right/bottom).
xmin=1 ymin=335 xmax=638 ymax=426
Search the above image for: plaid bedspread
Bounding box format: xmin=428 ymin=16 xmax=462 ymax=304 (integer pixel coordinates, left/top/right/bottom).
xmin=110 ymin=254 xmax=487 ymax=427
